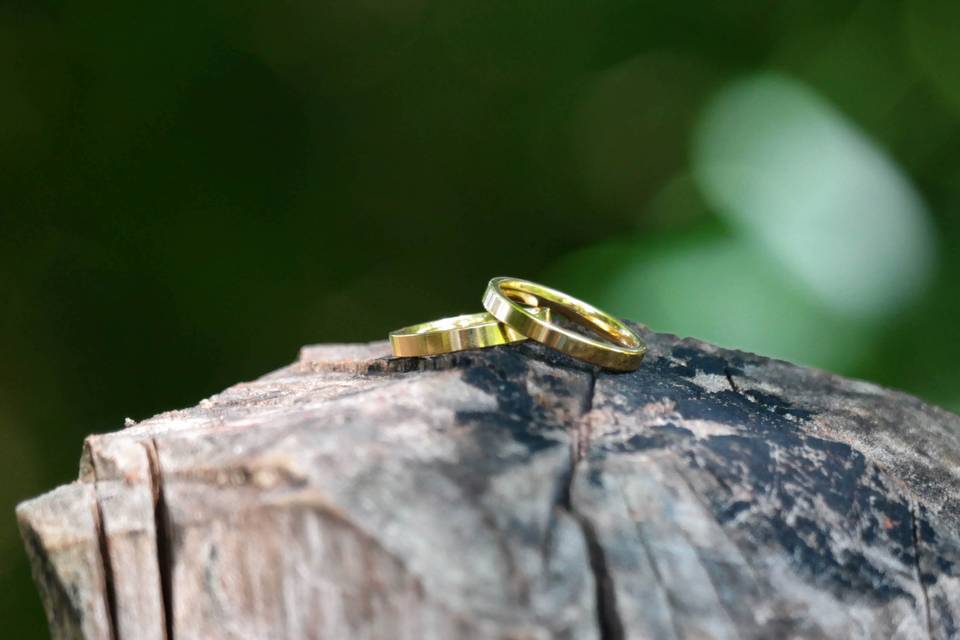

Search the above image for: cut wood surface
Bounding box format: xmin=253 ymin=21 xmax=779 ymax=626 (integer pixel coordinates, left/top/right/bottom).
xmin=16 ymin=325 xmax=960 ymax=639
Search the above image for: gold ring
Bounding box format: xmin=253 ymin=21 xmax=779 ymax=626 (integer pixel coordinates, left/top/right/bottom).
xmin=389 ymin=306 xmax=549 ymax=357
xmin=482 ymin=277 xmax=646 ymax=371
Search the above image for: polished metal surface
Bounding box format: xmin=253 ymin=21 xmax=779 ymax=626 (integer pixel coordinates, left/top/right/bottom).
xmin=482 ymin=276 xmax=646 ymax=371
xmin=389 ymin=305 xmax=548 ymax=357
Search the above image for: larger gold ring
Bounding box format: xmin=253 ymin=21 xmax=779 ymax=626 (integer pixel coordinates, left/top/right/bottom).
xmin=482 ymin=277 xmax=646 ymax=371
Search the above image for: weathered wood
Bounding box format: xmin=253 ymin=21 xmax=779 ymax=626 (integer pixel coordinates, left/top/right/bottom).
xmin=16 ymin=325 xmax=960 ymax=639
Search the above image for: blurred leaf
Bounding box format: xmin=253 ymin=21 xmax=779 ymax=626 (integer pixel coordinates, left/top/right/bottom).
xmin=546 ymin=228 xmax=874 ymax=371
xmin=693 ymin=73 xmax=936 ymax=319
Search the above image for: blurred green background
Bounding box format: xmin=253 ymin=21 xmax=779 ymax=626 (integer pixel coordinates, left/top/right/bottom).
xmin=3 ymin=0 xmax=960 ymax=635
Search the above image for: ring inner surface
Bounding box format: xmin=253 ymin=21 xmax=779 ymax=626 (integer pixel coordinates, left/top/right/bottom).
xmin=499 ymin=281 xmax=640 ymax=349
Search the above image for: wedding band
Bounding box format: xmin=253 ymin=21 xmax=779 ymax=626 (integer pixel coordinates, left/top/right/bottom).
xmin=482 ymin=277 xmax=646 ymax=371
xmin=389 ymin=306 xmax=549 ymax=357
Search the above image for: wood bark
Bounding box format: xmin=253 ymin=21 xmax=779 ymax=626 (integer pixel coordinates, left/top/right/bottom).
xmin=16 ymin=325 xmax=960 ymax=639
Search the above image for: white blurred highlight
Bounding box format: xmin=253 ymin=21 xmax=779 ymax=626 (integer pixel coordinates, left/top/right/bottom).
xmin=693 ymin=73 xmax=936 ymax=319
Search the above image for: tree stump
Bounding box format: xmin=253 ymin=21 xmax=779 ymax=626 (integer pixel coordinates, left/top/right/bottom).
xmin=16 ymin=325 xmax=960 ymax=639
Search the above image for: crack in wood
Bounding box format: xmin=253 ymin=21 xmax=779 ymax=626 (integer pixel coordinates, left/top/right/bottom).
xmin=724 ymin=366 xmax=741 ymax=396
xmin=543 ymin=367 xmax=625 ymax=639
xmin=910 ymin=502 xmax=934 ymax=640
xmin=571 ymin=508 xmax=625 ymax=640
xmin=144 ymin=439 xmax=174 ymax=640
xmin=568 ymin=370 xmax=626 ymax=640
xmin=91 ymin=496 xmax=119 ymax=640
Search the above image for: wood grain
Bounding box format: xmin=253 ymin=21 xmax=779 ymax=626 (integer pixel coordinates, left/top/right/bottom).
xmin=16 ymin=326 xmax=960 ymax=639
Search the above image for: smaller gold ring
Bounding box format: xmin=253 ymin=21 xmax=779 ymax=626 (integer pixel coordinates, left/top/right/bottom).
xmin=389 ymin=306 xmax=549 ymax=357
xmin=482 ymin=277 xmax=646 ymax=371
